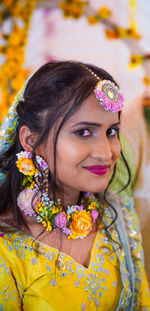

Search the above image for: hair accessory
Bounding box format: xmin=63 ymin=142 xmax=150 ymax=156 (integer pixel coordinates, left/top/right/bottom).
xmin=82 ymin=64 xmax=125 ymax=112
xmin=16 ymin=152 xmax=103 ymax=239
xmin=0 ymin=75 xmax=32 ymax=184
xmin=94 ymin=80 xmax=124 ymax=112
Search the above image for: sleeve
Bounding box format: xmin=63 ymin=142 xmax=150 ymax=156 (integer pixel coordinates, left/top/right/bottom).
xmin=139 ymin=269 xmax=150 ymax=310
xmin=0 ymin=252 xmax=23 ymax=311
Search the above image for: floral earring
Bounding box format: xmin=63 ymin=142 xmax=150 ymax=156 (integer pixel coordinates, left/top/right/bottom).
xmin=16 ymin=151 xmax=49 ymax=216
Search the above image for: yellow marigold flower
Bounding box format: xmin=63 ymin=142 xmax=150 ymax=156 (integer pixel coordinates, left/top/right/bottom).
xmin=67 ymin=214 xmax=71 ymax=220
xmin=36 ymin=202 xmax=44 ymax=213
xmin=6 ymin=47 xmax=18 ymax=60
xmin=88 ymin=16 xmax=98 ymax=25
xmin=128 ymin=28 xmax=141 ymax=39
xmin=60 ymin=0 xmax=87 ymax=19
xmin=143 ymin=76 xmax=150 ymax=86
xmin=98 ymin=6 xmax=111 ymax=19
xmin=117 ymin=27 xmax=127 ymax=38
xmin=11 ymin=4 xmax=22 ymax=16
xmin=105 ymin=29 xmax=118 ymax=39
xmin=46 ymin=221 xmax=52 ymax=231
xmin=4 ymin=0 xmax=13 ymax=7
xmin=16 ymin=157 xmax=36 ymax=176
xmin=69 ymin=210 xmax=92 ymax=239
xmin=30 ymin=182 xmax=35 ymax=190
xmin=42 ymin=219 xmax=52 ymax=231
xmin=52 ymin=206 xmax=59 ymax=214
xmin=11 ymin=69 xmax=28 ymax=92
xmin=8 ymin=30 xmax=22 ymax=46
xmin=129 ymin=54 xmax=143 ymax=69
xmin=42 ymin=220 xmax=47 ymax=227
xmin=88 ymin=202 xmax=97 ymax=209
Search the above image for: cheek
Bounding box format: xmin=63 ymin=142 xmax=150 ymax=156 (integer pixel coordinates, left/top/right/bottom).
xmin=57 ymin=138 xmax=86 ymax=165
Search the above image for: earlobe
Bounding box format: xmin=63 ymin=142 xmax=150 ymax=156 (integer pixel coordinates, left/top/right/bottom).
xmin=19 ymin=126 xmax=37 ymax=152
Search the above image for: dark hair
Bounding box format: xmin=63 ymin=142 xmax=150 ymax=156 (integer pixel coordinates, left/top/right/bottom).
xmin=0 ymin=60 xmax=130 ymax=231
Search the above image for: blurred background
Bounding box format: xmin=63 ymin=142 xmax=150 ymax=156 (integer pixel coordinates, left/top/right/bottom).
xmin=0 ymin=0 xmax=150 ymax=122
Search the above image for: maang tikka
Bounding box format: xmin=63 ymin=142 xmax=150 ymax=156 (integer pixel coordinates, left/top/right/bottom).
xmin=82 ymin=64 xmax=125 ymax=113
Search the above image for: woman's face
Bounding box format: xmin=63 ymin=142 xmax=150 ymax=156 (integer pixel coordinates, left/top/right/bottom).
xmin=41 ymin=94 xmax=121 ymax=199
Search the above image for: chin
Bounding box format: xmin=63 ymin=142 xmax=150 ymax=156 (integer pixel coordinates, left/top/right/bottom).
xmin=82 ymin=184 xmax=109 ymax=194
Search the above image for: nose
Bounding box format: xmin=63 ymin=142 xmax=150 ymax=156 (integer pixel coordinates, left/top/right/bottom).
xmin=91 ymin=136 xmax=112 ymax=161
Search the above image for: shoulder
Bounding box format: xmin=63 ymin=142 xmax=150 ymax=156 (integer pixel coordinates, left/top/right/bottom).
xmin=0 ymin=221 xmax=34 ymax=265
xmin=120 ymin=197 xmax=141 ymax=229
xmin=104 ymin=194 xmax=142 ymax=250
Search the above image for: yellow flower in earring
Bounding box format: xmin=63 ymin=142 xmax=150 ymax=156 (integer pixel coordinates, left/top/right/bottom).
xmin=16 ymin=151 xmax=37 ymax=176
xmin=17 ymin=157 xmax=36 ymax=176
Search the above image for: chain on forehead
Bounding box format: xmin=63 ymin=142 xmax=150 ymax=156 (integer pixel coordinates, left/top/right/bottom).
xmin=81 ymin=64 xmax=125 ymax=113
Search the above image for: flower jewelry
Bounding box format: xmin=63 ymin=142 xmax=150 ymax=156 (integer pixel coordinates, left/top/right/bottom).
xmin=16 ymin=152 xmax=103 ymax=239
xmin=94 ymin=80 xmax=124 ymax=112
xmin=81 ymin=64 xmax=125 ymax=112
xmin=0 ymin=75 xmax=32 ymax=185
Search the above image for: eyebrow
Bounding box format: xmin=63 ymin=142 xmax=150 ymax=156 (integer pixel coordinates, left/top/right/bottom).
xmin=71 ymin=121 xmax=121 ymax=128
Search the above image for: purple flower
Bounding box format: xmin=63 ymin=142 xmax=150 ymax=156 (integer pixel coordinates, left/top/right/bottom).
xmin=103 ymin=98 xmax=111 ymax=111
xmin=91 ymin=209 xmax=99 ymax=223
xmin=16 ymin=151 xmax=32 ymax=159
xmin=85 ymin=192 xmax=91 ymax=198
xmin=77 ymin=205 xmax=84 ymax=212
xmin=110 ymin=93 xmax=124 ymax=112
xmin=111 ymin=101 xmax=123 ymax=112
xmin=0 ymin=233 xmax=4 ymax=237
xmin=94 ymin=88 xmax=124 ymax=113
xmin=40 ymin=159 xmax=48 ymax=170
xmin=55 ymin=213 xmax=67 ymax=228
xmin=62 ymin=227 xmax=71 ymax=235
xmin=118 ymin=93 xmax=124 ymax=102
xmin=94 ymin=89 xmax=102 ymax=99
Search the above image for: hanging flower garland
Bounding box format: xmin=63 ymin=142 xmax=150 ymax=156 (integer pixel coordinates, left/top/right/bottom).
xmin=87 ymin=6 xmax=111 ymax=24
xmin=60 ymin=1 xmax=150 ymax=87
xmin=129 ymin=0 xmax=137 ymax=32
xmin=105 ymin=27 xmax=140 ymax=40
xmin=129 ymin=53 xmax=150 ymax=69
xmin=143 ymin=76 xmax=150 ymax=87
xmin=87 ymin=5 xmax=140 ymax=40
xmin=60 ymin=1 xmax=140 ymax=39
xmin=0 ymin=0 xmax=37 ymax=124
xmin=60 ymin=0 xmax=87 ymax=19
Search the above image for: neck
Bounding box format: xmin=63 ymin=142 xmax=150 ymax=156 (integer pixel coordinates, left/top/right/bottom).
xmin=49 ymin=187 xmax=81 ymax=210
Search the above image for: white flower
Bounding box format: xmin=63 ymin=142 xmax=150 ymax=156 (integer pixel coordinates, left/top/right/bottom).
xmin=17 ymin=188 xmax=40 ymax=216
xmin=67 ymin=206 xmax=77 ymax=214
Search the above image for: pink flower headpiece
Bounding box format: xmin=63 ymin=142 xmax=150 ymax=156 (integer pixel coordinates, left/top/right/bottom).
xmin=94 ymin=80 xmax=124 ymax=113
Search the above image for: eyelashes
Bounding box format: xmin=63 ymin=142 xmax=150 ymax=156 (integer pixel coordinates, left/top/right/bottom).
xmin=106 ymin=127 xmax=119 ymax=137
xmin=75 ymin=129 xmax=92 ymax=137
xmin=74 ymin=127 xmax=120 ymax=138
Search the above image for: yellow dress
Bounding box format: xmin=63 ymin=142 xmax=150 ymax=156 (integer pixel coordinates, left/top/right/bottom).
xmin=0 ymin=201 xmax=150 ymax=311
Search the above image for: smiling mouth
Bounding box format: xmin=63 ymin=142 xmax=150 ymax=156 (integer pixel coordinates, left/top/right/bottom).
xmin=83 ymin=165 xmax=109 ymax=175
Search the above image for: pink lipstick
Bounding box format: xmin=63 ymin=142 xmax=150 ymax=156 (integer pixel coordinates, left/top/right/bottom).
xmin=84 ymin=165 xmax=109 ymax=175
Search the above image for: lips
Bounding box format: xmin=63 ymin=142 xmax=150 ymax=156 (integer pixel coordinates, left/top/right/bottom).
xmin=84 ymin=165 xmax=109 ymax=175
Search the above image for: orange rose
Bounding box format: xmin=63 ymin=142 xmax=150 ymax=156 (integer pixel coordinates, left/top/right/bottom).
xmin=16 ymin=157 xmax=36 ymax=176
xmin=70 ymin=210 xmax=92 ymax=239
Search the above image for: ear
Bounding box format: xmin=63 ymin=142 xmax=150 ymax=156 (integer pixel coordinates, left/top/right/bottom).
xmin=19 ymin=126 xmax=38 ymax=152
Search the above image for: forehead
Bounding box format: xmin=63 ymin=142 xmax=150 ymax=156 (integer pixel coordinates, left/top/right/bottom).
xmin=65 ymin=94 xmax=120 ymax=126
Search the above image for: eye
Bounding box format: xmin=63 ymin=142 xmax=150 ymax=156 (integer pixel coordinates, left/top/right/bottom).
xmin=106 ymin=127 xmax=119 ymax=137
xmin=76 ymin=128 xmax=92 ymax=137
